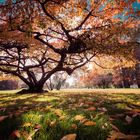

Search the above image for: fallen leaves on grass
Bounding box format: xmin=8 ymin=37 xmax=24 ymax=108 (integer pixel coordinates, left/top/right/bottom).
xmin=83 ymin=121 xmax=96 ymax=126
xmin=61 ymin=134 xmax=77 ymax=140
xmin=73 ymin=115 xmax=96 ymax=126
xmin=86 ymin=107 xmax=96 ymax=111
xmin=74 ymin=115 xmax=85 ymax=121
xmin=107 ymin=131 xmax=139 ymax=140
xmin=23 ymin=126 xmax=41 ymax=140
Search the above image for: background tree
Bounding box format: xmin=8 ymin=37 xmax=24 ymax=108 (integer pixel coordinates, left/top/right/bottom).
xmin=0 ymin=0 xmax=139 ymax=92
xmin=46 ymin=72 xmax=67 ymax=90
xmin=0 ymin=72 xmax=19 ymax=90
xmin=79 ymin=56 xmax=137 ymax=88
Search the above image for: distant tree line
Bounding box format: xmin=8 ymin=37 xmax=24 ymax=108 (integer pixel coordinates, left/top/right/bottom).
xmin=80 ymin=63 xmax=140 ymax=89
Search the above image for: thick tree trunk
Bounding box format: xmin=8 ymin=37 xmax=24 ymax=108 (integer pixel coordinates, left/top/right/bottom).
xmin=17 ymin=83 xmax=46 ymax=94
xmin=28 ymin=86 xmax=44 ymax=93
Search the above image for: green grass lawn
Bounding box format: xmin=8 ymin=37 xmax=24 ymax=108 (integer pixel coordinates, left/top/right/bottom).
xmin=0 ymin=89 xmax=140 ymax=140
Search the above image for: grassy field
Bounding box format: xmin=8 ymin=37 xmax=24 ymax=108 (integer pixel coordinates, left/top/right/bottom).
xmin=0 ymin=89 xmax=140 ymax=140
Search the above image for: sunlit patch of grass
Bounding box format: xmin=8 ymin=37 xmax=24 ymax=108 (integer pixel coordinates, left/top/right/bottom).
xmin=22 ymin=111 xmax=42 ymax=124
xmin=0 ymin=89 xmax=20 ymax=94
xmin=115 ymin=103 xmax=130 ymax=110
xmin=33 ymin=96 xmax=59 ymax=102
xmin=24 ymin=101 xmax=33 ymax=105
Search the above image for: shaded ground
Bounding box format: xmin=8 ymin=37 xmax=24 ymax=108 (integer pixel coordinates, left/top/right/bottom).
xmin=0 ymin=89 xmax=140 ymax=140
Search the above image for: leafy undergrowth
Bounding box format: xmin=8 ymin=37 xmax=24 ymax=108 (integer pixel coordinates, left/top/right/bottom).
xmin=0 ymin=89 xmax=140 ymax=140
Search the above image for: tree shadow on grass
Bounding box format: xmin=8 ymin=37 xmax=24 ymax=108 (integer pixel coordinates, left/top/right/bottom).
xmin=0 ymin=116 xmax=22 ymax=140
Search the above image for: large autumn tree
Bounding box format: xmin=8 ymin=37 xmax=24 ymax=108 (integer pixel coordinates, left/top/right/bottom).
xmin=0 ymin=0 xmax=139 ymax=92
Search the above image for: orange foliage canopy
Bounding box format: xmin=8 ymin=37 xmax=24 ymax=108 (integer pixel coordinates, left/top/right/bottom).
xmin=0 ymin=0 xmax=139 ymax=92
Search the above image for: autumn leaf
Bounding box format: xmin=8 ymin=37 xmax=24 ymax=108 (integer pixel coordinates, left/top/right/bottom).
xmin=132 ymin=109 xmax=140 ymax=113
xmin=98 ymin=107 xmax=107 ymax=112
xmin=107 ymin=131 xmax=139 ymax=140
xmin=71 ymin=124 xmax=77 ymax=130
xmin=21 ymin=125 xmax=41 ymax=140
xmin=80 ymin=118 xmax=88 ymax=124
xmin=50 ymin=120 xmax=57 ymax=127
xmin=23 ymin=122 xmax=32 ymax=127
xmin=11 ymin=130 xmax=21 ymax=138
xmin=79 ymin=102 xmax=84 ymax=107
xmin=85 ymin=101 xmax=94 ymax=105
xmin=61 ymin=134 xmax=77 ymax=140
xmin=110 ymin=124 xmax=120 ymax=132
xmin=125 ymin=115 xmax=132 ymax=124
xmin=34 ymin=124 xmax=42 ymax=129
xmin=0 ymin=115 xmax=8 ymax=122
xmin=59 ymin=115 xmax=67 ymax=120
xmin=74 ymin=115 xmax=85 ymax=121
xmin=86 ymin=107 xmax=96 ymax=111
xmin=54 ymin=109 xmax=63 ymax=116
xmin=83 ymin=121 xmax=96 ymax=126
xmin=27 ymin=129 xmax=39 ymax=140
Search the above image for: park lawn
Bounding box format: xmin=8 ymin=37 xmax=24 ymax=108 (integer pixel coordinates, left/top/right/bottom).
xmin=0 ymin=89 xmax=140 ymax=140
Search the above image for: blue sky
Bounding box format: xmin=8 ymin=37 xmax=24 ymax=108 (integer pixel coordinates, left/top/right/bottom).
xmin=133 ymin=1 xmax=140 ymax=11
xmin=0 ymin=0 xmax=140 ymax=13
